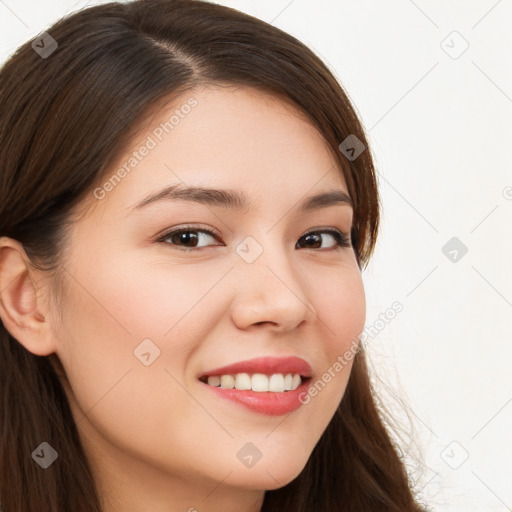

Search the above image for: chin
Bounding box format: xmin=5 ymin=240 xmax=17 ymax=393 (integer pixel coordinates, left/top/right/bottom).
xmin=228 ymin=451 xmax=310 ymax=491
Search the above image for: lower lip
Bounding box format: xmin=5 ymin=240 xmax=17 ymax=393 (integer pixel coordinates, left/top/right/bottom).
xmin=200 ymin=378 xmax=312 ymax=416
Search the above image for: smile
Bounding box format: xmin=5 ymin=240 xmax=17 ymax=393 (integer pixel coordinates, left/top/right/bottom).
xmin=199 ymin=372 xmax=304 ymax=392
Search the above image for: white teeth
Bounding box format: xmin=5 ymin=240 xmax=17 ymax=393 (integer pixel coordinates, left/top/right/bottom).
xmin=269 ymin=373 xmax=285 ymax=392
xmin=251 ymin=373 xmax=268 ymax=392
xmin=220 ymin=375 xmax=235 ymax=389
xmin=204 ymin=372 xmax=303 ymax=392
xmin=207 ymin=375 xmax=221 ymax=387
xmin=235 ymin=373 xmax=251 ymax=390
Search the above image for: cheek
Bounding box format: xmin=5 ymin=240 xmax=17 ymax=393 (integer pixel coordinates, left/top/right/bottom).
xmin=304 ymin=265 xmax=365 ymax=405
xmin=98 ymin=255 xmax=231 ymax=336
xmin=308 ymin=262 xmax=366 ymax=351
xmin=53 ymin=259 xmax=218 ymax=467
xmin=56 ymin=265 xmax=214 ymax=389
xmin=54 ymin=254 xmax=233 ymax=430
xmin=330 ymin=283 xmax=365 ymax=350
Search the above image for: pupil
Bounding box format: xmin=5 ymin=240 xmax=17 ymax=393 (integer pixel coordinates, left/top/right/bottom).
xmin=177 ymin=232 xmax=197 ymax=246
xmin=304 ymin=234 xmax=321 ymax=248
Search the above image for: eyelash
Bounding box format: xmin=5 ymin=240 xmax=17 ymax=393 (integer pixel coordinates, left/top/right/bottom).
xmin=155 ymin=224 xmax=352 ymax=252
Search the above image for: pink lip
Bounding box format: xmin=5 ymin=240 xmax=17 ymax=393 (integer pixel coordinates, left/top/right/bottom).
xmin=201 ymin=378 xmax=312 ymax=416
xmin=198 ymin=356 xmax=313 ymax=379
xmin=198 ymin=356 xmax=314 ymax=416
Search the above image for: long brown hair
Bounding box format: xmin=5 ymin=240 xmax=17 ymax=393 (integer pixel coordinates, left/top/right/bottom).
xmin=0 ymin=1 xmax=427 ymax=510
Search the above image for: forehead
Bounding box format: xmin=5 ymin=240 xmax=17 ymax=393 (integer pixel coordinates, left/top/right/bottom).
xmin=82 ymin=85 xmax=349 ymax=219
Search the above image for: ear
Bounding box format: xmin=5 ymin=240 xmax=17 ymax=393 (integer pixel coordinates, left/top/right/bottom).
xmin=0 ymin=236 xmax=57 ymax=356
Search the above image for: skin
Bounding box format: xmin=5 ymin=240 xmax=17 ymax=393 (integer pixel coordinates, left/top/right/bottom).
xmin=0 ymin=85 xmax=366 ymax=512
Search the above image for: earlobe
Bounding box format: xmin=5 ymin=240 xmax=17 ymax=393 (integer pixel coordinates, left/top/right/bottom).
xmin=0 ymin=237 xmax=55 ymax=356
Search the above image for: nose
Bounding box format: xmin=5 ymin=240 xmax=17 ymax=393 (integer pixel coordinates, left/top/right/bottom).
xmin=229 ymin=240 xmax=316 ymax=333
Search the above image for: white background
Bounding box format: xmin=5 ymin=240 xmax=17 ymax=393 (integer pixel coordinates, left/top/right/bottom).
xmin=1 ymin=1 xmax=511 ymax=510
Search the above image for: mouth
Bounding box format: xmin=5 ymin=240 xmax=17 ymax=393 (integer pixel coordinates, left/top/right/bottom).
xmin=198 ymin=372 xmax=312 ymax=393
xmin=196 ymin=355 xmax=314 ymax=415
xmin=198 ymin=372 xmax=313 ymax=416
xmin=197 ymin=355 xmax=313 ymax=388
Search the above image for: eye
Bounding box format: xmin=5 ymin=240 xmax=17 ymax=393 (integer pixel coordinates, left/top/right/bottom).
xmin=296 ymin=228 xmax=351 ymax=251
xmin=156 ymin=225 xmax=221 ymax=251
xmin=156 ymin=225 xmax=351 ymax=251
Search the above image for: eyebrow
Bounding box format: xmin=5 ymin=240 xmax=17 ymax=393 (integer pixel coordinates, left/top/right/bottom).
xmin=128 ymin=184 xmax=353 ymax=214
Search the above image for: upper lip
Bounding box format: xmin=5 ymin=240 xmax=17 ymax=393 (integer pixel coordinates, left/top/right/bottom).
xmin=198 ymin=356 xmax=313 ymax=379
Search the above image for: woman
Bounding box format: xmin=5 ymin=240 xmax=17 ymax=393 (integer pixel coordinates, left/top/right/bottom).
xmin=0 ymin=1 xmax=427 ymax=510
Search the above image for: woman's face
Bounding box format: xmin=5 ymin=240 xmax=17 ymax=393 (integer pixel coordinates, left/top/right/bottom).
xmin=48 ymin=85 xmax=366 ymax=509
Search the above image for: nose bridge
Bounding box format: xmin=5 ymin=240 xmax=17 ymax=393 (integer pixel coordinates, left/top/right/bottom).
xmin=234 ymin=228 xmax=296 ymax=285
xmin=229 ymin=230 xmax=315 ymax=330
